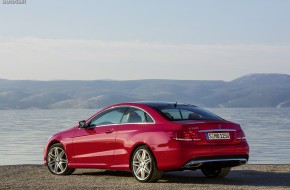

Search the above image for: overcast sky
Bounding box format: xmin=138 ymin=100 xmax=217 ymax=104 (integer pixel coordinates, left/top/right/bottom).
xmin=0 ymin=0 xmax=290 ymax=81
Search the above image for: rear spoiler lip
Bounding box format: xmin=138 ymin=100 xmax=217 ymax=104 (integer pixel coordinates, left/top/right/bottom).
xmin=198 ymin=129 xmax=236 ymax=132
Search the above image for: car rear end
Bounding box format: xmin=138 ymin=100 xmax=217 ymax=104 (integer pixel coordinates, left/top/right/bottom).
xmin=142 ymin=102 xmax=249 ymax=172
xmin=172 ymin=120 xmax=249 ymax=170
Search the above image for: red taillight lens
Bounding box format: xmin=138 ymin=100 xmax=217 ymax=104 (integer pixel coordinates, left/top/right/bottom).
xmin=169 ymin=130 xmax=201 ymax=141
xmin=236 ymin=130 xmax=246 ymax=140
xmin=174 ymin=131 xmax=192 ymax=141
xmin=188 ymin=131 xmax=202 ymax=141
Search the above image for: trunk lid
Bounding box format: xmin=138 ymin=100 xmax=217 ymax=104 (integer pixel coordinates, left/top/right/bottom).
xmin=174 ymin=120 xmax=243 ymax=145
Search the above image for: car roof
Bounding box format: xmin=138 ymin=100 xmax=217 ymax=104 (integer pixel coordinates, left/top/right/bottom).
xmin=134 ymin=101 xmax=196 ymax=107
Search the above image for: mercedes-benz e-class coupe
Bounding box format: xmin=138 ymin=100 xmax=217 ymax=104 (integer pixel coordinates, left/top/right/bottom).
xmin=44 ymin=102 xmax=249 ymax=182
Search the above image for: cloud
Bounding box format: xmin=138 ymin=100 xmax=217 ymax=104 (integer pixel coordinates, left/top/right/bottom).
xmin=0 ymin=37 xmax=290 ymax=80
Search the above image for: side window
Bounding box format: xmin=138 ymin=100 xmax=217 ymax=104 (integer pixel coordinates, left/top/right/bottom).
xmin=90 ymin=107 xmax=127 ymax=127
xmin=121 ymin=107 xmax=154 ymax=123
xmin=145 ymin=113 xmax=154 ymax=123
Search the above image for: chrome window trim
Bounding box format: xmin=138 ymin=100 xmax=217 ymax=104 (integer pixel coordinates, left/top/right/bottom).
xmin=80 ymin=122 xmax=156 ymax=129
xmin=89 ymin=106 xmax=128 ymax=127
xmin=119 ymin=105 xmax=156 ymax=124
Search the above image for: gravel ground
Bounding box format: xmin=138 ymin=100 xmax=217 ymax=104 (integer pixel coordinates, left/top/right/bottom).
xmin=0 ymin=164 xmax=290 ymax=190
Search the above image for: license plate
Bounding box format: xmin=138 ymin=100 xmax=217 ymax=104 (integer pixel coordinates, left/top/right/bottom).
xmin=206 ymin=133 xmax=230 ymax=140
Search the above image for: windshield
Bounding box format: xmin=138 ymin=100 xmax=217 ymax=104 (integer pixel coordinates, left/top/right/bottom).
xmin=153 ymin=105 xmax=223 ymax=121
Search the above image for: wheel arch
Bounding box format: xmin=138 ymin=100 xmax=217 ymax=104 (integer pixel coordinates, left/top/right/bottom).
xmin=44 ymin=140 xmax=63 ymax=166
xmin=48 ymin=140 xmax=62 ymax=147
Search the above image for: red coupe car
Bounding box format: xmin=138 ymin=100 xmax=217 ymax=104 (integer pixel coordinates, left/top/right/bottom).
xmin=44 ymin=102 xmax=249 ymax=182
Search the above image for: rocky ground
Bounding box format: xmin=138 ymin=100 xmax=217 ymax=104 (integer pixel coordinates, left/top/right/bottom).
xmin=0 ymin=164 xmax=290 ymax=189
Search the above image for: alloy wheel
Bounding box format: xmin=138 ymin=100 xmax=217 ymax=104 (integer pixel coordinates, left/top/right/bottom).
xmin=132 ymin=149 xmax=152 ymax=181
xmin=47 ymin=146 xmax=68 ymax=174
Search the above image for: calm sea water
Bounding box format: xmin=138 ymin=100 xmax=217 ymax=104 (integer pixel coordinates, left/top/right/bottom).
xmin=0 ymin=108 xmax=289 ymax=165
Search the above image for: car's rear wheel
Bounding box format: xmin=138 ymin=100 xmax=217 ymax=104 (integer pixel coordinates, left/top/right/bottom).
xmin=131 ymin=146 xmax=163 ymax=182
xmin=46 ymin=143 xmax=75 ymax=175
xmin=201 ymin=167 xmax=231 ymax=178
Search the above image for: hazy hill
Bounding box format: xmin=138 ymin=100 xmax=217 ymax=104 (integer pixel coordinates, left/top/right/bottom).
xmin=0 ymin=73 xmax=290 ymax=109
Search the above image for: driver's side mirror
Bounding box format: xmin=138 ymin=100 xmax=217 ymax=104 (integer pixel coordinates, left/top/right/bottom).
xmin=79 ymin=120 xmax=86 ymax=128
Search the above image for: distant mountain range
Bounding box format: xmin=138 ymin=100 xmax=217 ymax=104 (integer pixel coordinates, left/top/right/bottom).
xmin=0 ymin=73 xmax=290 ymax=109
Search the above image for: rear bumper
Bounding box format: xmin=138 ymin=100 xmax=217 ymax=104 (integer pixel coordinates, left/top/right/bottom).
xmin=153 ymin=140 xmax=249 ymax=171
xmin=182 ymin=155 xmax=248 ymax=169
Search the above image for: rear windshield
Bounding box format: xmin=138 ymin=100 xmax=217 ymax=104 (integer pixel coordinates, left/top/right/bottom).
xmin=152 ymin=105 xmax=223 ymax=121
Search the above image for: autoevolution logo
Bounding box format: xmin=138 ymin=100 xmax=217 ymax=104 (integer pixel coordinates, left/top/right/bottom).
xmin=3 ymin=0 xmax=26 ymax=4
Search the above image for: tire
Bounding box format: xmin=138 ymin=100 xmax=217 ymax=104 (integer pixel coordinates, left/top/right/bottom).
xmin=201 ymin=167 xmax=231 ymax=178
xmin=46 ymin=143 xmax=75 ymax=175
xmin=131 ymin=145 xmax=163 ymax=182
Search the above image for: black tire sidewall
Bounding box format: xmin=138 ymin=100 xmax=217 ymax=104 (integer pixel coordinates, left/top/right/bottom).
xmin=201 ymin=167 xmax=231 ymax=178
xmin=201 ymin=167 xmax=221 ymax=178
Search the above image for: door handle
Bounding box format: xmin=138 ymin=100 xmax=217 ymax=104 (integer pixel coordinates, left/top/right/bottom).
xmin=105 ymin=129 xmax=114 ymax=134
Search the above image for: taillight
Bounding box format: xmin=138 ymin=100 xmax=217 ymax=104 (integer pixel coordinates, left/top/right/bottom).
xmin=168 ymin=131 xmax=201 ymax=141
xmin=236 ymin=130 xmax=246 ymax=140
xmin=173 ymin=131 xmax=192 ymax=141
xmin=188 ymin=131 xmax=202 ymax=141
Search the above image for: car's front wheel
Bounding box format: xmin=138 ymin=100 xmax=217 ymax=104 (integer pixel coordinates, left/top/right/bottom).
xmin=46 ymin=143 xmax=75 ymax=175
xmin=201 ymin=167 xmax=231 ymax=178
xmin=131 ymin=146 xmax=163 ymax=182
